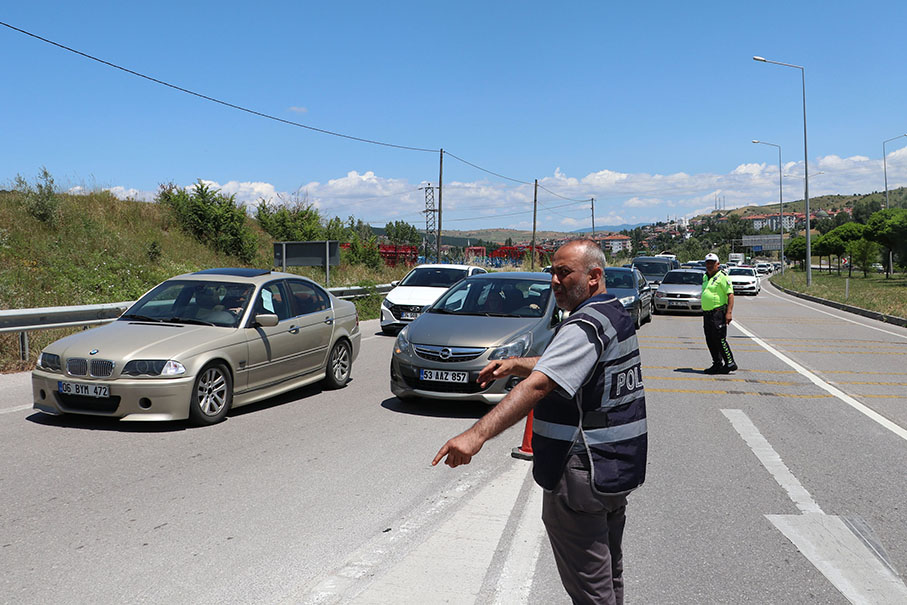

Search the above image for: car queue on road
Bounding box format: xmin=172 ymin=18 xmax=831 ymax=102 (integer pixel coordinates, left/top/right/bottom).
xmin=29 ymin=254 xmax=778 ymax=422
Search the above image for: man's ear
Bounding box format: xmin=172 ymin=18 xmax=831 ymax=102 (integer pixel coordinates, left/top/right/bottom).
xmin=588 ymin=267 xmax=603 ymax=288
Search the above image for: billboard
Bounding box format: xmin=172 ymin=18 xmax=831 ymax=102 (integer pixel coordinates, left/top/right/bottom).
xmin=742 ymin=235 xmax=782 ymax=251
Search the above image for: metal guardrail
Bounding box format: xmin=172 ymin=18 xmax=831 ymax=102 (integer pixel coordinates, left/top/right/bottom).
xmin=0 ymin=283 xmax=394 ymax=361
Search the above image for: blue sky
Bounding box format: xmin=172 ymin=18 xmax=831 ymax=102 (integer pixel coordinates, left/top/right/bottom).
xmin=3 ymin=1 xmax=907 ymax=233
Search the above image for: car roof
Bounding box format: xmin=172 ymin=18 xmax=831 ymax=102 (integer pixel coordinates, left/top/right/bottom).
xmin=169 ymin=268 xmax=320 ymax=286
xmin=409 ymin=263 xmax=482 ymax=270
xmin=604 ymin=266 xmax=633 ymax=272
xmin=667 ymin=268 xmax=705 ymax=274
xmin=465 ymin=271 xmax=550 ymax=281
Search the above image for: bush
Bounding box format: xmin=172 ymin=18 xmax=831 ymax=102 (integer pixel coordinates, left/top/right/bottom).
xmin=157 ymin=181 xmax=257 ymax=263
xmin=16 ymin=167 xmax=61 ymax=226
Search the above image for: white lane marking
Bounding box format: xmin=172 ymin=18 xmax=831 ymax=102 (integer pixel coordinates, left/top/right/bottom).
xmin=0 ymin=405 xmax=32 ymax=415
xmin=763 ymin=286 xmax=907 ymax=340
xmin=347 ymin=461 xmax=531 ymax=604
xmin=493 ymin=478 xmax=545 ymax=605
xmin=768 ymin=514 xmax=907 ymax=604
xmin=732 ymin=320 xmax=907 ymax=443
xmin=721 ymin=409 xmax=822 ymax=514
xmin=723 ymin=409 xmax=907 ymax=603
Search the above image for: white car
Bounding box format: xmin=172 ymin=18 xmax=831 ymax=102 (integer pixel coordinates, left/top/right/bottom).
xmin=755 ymin=262 xmax=773 ymax=276
xmin=380 ymin=264 xmax=486 ymax=334
xmin=727 ymin=267 xmax=761 ymax=295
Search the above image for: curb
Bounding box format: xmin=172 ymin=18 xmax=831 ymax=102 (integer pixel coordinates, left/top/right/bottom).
xmin=768 ymin=280 xmax=907 ymax=328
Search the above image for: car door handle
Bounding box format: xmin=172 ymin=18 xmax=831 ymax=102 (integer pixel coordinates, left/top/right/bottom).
xmin=289 ymin=325 xmax=299 ymax=334
xmin=323 ymin=316 xmax=334 ymax=325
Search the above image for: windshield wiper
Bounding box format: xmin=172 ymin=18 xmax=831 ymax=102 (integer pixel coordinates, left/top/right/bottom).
xmin=482 ymin=312 xmax=516 ymax=317
xmin=121 ymin=314 xmax=163 ymax=322
xmin=165 ymin=317 xmax=216 ymax=327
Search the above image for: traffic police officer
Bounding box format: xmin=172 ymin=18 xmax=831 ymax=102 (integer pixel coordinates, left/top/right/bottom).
xmin=701 ymin=252 xmax=737 ymax=374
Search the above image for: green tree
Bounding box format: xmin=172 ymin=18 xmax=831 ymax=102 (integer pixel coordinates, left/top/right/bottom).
xmin=851 ymin=199 xmax=882 ymax=224
xmin=15 ymin=167 xmax=61 ymax=226
xmin=846 ymin=238 xmax=880 ymax=277
xmin=255 ymin=197 xmax=324 ymax=241
xmin=785 ymin=236 xmax=807 ymax=267
xmin=864 ymin=208 xmax=907 ymax=277
xmin=158 ymin=181 xmax=257 ymax=262
xmin=825 ymin=222 xmax=865 ymax=276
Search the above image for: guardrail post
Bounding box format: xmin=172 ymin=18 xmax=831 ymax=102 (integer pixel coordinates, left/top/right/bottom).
xmin=19 ymin=331 xmax=29 ymax=362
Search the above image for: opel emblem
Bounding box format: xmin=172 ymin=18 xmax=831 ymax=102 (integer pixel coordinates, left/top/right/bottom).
xmin=89 ymin=349 xmax=99 ymax=355
xmin=439 ymin=348 xmax=451 ymax=360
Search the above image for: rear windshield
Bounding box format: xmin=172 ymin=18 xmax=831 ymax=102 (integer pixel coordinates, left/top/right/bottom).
xmin=661 ymin=271 xmax=703 ymax=285
xmin=604 ymin=270 xmax=637 ymax=290
xmin=632 ymin=261 xmax=671 ymax=278
xmin=400 ymin=267 xmax=468 ymax=288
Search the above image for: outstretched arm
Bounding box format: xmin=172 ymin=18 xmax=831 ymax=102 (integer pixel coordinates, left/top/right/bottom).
xmin=432 ymin=370 xmax=555 ymax=468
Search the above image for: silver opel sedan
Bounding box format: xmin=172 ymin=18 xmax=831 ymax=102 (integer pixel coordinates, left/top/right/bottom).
xmin=390 ymin=272 xmax=560 ymax=404
xmin=32 ymin=268 xmax=360 ymax=425
xmin=653 ymin=269 xmax=705 ymax=313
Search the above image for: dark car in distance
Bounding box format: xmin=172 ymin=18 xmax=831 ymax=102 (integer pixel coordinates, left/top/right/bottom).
xmin=604 ymin=267 xmax=653 ymax=329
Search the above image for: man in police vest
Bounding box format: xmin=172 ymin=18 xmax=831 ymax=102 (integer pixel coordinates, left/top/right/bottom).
xmin=433 ymin=239 xmax=647 ymax=605
xmin=701 ymin=252 xmax=737 ymax=374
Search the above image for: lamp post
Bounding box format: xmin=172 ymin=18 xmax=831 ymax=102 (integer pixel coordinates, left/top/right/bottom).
xmin=753 ymin=140 xmax=785 ymax=274
xmin=754 ymin=56 xmax=811 ymax=285
xmin=883 ymin=134 xmax=906 ymax=275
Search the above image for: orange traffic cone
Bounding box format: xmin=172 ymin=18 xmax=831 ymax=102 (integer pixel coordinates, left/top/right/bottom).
xmin=511 ymin=411 xmax=534 ymax=460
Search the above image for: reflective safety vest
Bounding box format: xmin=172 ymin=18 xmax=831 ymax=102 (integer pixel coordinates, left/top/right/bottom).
xmin=532 ymin=294 xmax=648 ymax=495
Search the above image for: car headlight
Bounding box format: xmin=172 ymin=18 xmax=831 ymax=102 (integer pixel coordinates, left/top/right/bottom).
xmin=382 ymin=298 xmax=393 ymax=309
xmin=619 ymin=296 xmax=636 ymax=307
xmin=654 ymin=291 xmax=666 ymax=299
xmin=394 ymin=327 xmax=411 ymax=355
xmin=489 ymin=333 xmax=532 ymax=360
xmin=122 ymin=359 xmax=187 ymax=376
xmin=37 ymin=352 xmax=61 ymax=372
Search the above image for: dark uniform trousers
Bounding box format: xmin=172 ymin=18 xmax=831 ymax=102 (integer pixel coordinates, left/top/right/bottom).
xmin=541 ymin=453 xmax=628 ymax=605
xmin=703 ymin=304 xmax=735 ymax=367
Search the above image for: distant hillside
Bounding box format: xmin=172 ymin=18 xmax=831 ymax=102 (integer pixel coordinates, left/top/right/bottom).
xmin=572 ymin=223 xmax=651 ymax=233
xmin=700 ymin=186 xmax=907 ymax=220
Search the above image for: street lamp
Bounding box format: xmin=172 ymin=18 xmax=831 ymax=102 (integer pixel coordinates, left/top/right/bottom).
xmin=753 ymin=140 xmax=785 ymax=274
xmin=883 ymin=133 xmax=907 ymax=275
xmin=754 ymin=55 xmax=812 ymax=285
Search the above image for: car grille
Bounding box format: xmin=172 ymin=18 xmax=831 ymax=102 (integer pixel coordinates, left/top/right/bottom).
xmin=414 ymin=345 xmax=486 ymax=363
xmin=66 ymin=358 xmax=115 ymax=377
xmin=389 ymin=304 xmax=424 ymax=320
xmin=55 ymin=393 xmax=121 ymax=413
xmin=664 ymin=293 xmax=696 ymax=299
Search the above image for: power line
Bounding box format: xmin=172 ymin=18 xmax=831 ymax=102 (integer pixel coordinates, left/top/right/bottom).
xmin=0 ymin=20 xmax=439 ymax=154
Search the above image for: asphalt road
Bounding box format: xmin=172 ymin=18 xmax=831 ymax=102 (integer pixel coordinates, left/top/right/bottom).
xmin=1 ymin=282 xmax=906 ymax=604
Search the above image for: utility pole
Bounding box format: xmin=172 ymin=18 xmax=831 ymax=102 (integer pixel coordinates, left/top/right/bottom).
xmin=591 ymin=198 xmax=596 ymax=239
xmin=419 ymin=182 xmax=437 ymax=261
xmin=437 ymin=149 xmax=443 ymax=264
xmin=531 ymin=179 xmax=538 ymax=270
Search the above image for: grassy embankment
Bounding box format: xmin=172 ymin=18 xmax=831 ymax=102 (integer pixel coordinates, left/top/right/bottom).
xmin=0 ymin=190 xmax=412 ymax=372
xmin=770 ymin=268 xmax=907 ymax=320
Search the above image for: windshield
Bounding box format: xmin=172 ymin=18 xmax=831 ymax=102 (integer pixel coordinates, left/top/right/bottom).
xmin=604 ymin=269 xmax=637 ymax=290
xmin=729 ymin=268 xmax=756 ymax=277
xmin=123 ymin=280 xmax=255 ymax=328
xmin=429 ymin=278 xmax=551 ymax=318
xmin=632 ymin=261 xmax=671 ymax=279
xmin=661 ymin=271 xmax=704 ymax=285
xmin=399 ymin=267 xmax=468 ymax=288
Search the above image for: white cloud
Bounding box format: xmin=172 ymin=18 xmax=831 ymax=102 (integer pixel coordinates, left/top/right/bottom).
xmin=288 ymin=106 xmax=308 ymax=113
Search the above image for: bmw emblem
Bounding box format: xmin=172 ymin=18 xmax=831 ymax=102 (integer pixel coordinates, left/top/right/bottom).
xmin=440 ymin=348 xmax=452 ymax=360
xmin=89 ymin=349 xmax=99 ymax=355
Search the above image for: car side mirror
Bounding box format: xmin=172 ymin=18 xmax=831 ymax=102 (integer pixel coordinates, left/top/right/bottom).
xmin=390 ymin=281 xmax=399 ymax=288
xmin=253 ymin=313 xmax=279 ymax=327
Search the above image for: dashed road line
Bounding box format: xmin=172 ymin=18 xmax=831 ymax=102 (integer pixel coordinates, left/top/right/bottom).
xmin=723 ymin=409 xmax=907 ymax=603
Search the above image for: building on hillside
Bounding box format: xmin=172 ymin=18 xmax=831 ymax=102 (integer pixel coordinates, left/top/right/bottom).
xmin=601 ymin=234 xmax=632 ymax=254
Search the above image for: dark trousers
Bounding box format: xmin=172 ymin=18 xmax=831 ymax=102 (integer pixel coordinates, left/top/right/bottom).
xmin=541 ymin=454 xmax=628 ymax=605
xmin=703 ymin=306 xmax=735 ymax=367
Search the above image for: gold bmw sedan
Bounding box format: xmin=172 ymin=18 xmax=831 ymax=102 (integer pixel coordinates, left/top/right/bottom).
xmin=32 ymin=268 xmax=361 ymax=425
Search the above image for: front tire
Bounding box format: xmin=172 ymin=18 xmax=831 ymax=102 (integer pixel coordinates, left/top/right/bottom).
xmin=324 ymin=339 xmax=352 ymax=389
xmin=189 ymin=362 xmax=232 ymax=426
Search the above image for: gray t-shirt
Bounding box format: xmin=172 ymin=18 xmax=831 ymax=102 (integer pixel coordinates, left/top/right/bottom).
xmin=534 ymin=321 xmax=602 ymax=398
